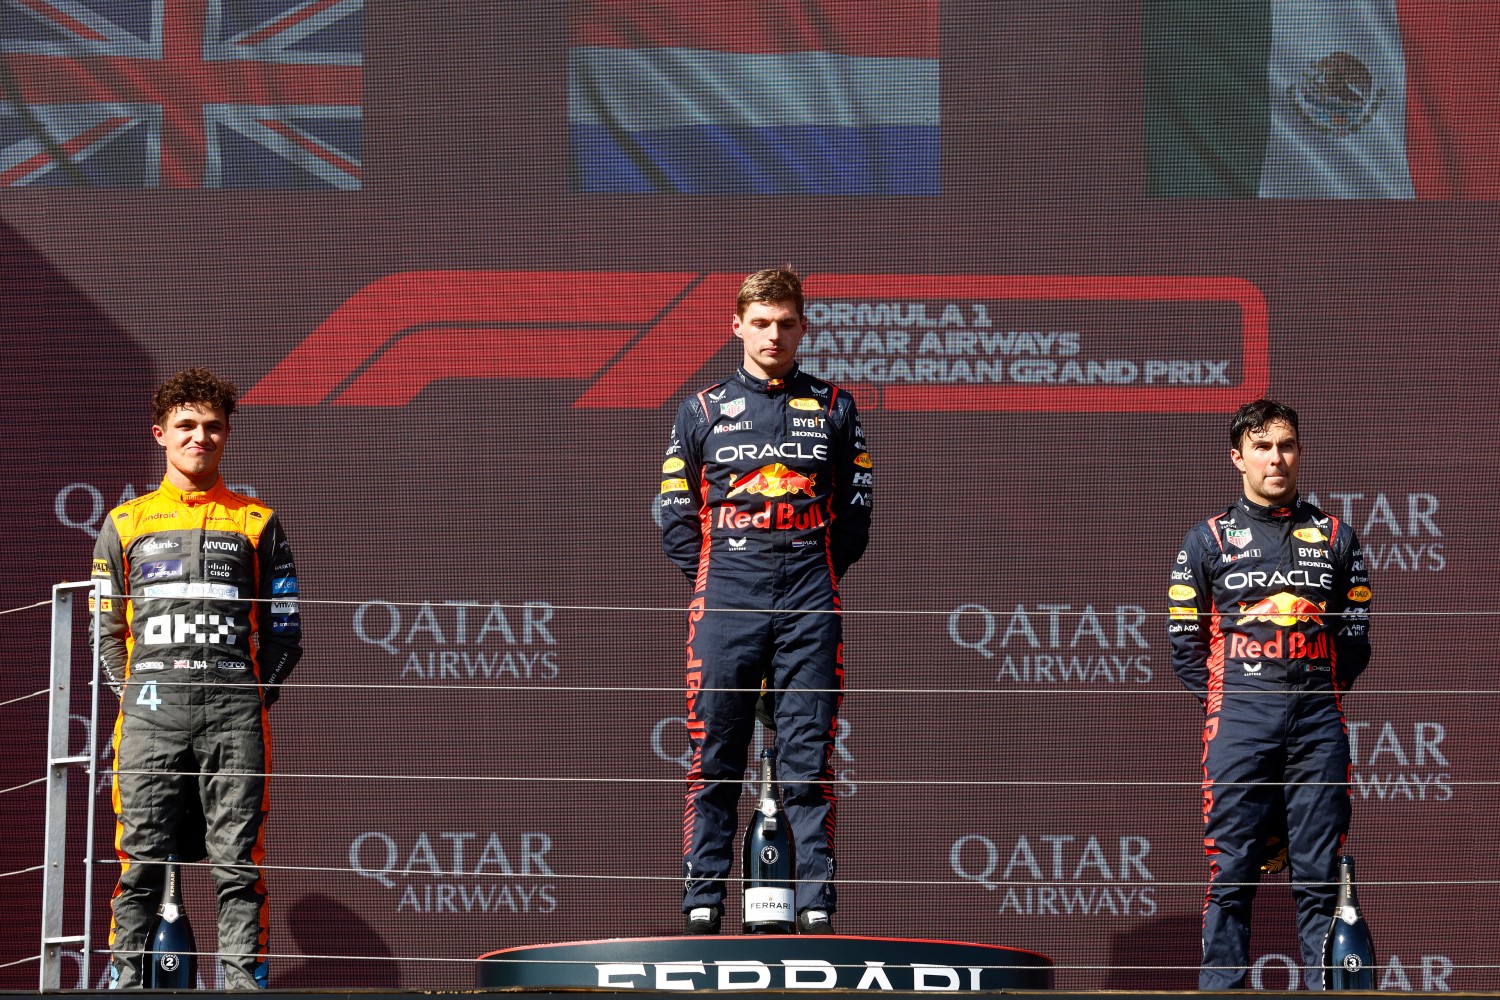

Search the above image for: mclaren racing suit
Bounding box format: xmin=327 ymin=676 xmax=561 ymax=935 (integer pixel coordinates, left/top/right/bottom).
xmin=661 ymin=364 xmax=871 ymax=916
xmin=1169 ymin=495 xmax=1371 ymax=990
xmin=91 ymin=477 xmax=302 ymax=989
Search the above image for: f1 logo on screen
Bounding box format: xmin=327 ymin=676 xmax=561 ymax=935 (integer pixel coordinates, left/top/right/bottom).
xmin=242 ymin=272 xmax=1266 ymax=411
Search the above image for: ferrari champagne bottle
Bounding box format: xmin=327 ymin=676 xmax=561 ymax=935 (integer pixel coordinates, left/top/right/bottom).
xmin=145 ymin=857 xmax=198 ymax=988
xmin=1321 ymin=855 xmax=1376 ymax=990
xmin=742 ymin=748 xmax=796 ymax=934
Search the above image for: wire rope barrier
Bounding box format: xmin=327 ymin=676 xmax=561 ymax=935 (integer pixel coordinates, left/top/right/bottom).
xmin=3 ymin=589 xmax=1490 ymax=991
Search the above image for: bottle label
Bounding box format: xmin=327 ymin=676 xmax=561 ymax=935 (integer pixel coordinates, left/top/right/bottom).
xmin=743 ymin=887 xmax=794 ymax=922
xmin=1338 ymin=905 xmax=1360 ymax=924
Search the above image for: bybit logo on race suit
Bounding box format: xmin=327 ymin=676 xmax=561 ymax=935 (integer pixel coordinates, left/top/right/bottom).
xmin=349 ymin=829 xmax=558 ymax=915
xmin=1235 ymin=592 xmax=1325 ymax=627
xmin=726 ymin=464 xmax=816 ymax=499
xmin=950 ymin=832 xmax=1157 ymax=918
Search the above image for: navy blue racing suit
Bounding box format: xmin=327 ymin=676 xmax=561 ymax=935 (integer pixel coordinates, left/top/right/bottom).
xmin=661 ymin=364 xmax=871 ymax=915
xmin=1169 ymin=495 xmax=1371 ymax=990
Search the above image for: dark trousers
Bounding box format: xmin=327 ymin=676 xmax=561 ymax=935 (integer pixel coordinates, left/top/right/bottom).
xmin=110 ymin=709 xmax=270 ymax=990
xmin=682 ymin=545 xmax=843 ymax=914
xmin=1198 ymin=688 xmax=1350 ymax=990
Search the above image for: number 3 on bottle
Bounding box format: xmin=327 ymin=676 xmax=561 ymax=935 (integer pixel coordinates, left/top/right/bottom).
xmin=135 ymin=680 xmax=162 ymax=712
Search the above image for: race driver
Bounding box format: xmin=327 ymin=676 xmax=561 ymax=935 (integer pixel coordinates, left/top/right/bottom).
xmin=91 ymin=368 xmax=302 ymax=989
xmin=660 ymin=268 xmax=872 ymax=935
xmin=1169 ymin=398 xmax=1371 ymax=990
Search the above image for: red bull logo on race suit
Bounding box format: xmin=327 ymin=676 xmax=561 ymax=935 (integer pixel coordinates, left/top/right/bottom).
xmin=726 ymin=464 xmax=816 ymax=499
xmin=718 ymin=465 xmax=825 ymax=532
xmin=1228 ymin=592 xmax=1329 ymax=661
xmin=1235 ymin=592 xmax=1324 ymax=627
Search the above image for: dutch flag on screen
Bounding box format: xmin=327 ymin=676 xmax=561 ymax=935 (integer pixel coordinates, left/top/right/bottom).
xmin=568 ymin=0 xmax=939 ymax=195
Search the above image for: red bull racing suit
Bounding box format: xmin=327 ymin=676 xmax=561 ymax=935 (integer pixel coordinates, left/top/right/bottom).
xmin=1169 ymin=495 xmax=1371 ymax=990
xmin=91 ymin=478 xmax=302 ymax=989
xmin=661 ymin=364 xmax=871 ymax=916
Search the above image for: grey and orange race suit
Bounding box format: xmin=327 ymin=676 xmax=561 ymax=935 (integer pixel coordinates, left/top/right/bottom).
xmin=92 ymin=477 xmax=301 ymax=990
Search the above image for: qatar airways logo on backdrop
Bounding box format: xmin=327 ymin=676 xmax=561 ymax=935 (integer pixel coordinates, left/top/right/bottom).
xmin=1249 ymin=952 xmax=1453 ymax=992
xmin=352 ymin=599 xmax=560 ymax=682
xmin=947 ymin=601 xmax=1153 ymax=684
xmin=1301 ymin=490 xmax=1446 ymax=573
xmin=349 ymin=829 xmax=559 ymax=916
xmin=239 ymin=271 xmax=1266 ymax=412
xmin=949 ymin=831 xmax=1157 ymax=918
xmin=1350 ymin=720 xmax=1454 ymax=803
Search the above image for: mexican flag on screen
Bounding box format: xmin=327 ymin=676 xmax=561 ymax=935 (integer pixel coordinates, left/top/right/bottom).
xmin=1145 ymin=0 xmax=1500 ymax=198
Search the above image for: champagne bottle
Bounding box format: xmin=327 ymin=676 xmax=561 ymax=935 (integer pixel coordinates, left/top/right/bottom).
xmin=741 ymin=748 xmax=796 ymax=934
xmin=146 ymin=856 xmax=198 ymax=989
xmin=1321 ymin=854 xmax=1376 ymax=990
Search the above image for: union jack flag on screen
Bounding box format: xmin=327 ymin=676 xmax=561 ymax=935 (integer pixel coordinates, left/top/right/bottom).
xmin=0 ymin=0 xmax=362 ymax=188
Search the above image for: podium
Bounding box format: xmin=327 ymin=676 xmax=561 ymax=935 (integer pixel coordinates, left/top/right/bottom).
xmin=476 ymin=935 xmax=1053 ymax=992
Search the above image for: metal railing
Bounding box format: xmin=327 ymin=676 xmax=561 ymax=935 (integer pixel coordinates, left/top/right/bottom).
xmin=40 ymin=580 xmax=103 ymax=991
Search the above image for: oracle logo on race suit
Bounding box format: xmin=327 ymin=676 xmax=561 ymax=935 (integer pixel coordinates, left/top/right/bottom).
xmin=1350 ymin=720 xmax=1454 ymax=804
xmin=949 ymin=831 xmax=1157 ymax=918
xmin=352 ymin=599 xmax=560 ymax=683
xmin=348 ymin=829 xmax=559 ymax=916
xmin=1302 ymin=490 xmax=1446 ymax=573
xmin=240 ymin=272 xmax=1266 ymax=412
xmin=947 ymin=601 xmax=1153 ymax=684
